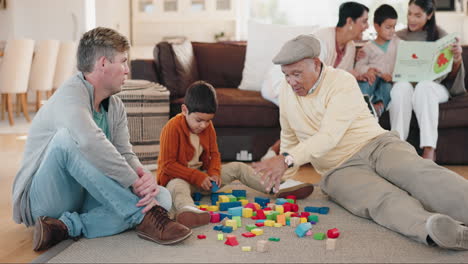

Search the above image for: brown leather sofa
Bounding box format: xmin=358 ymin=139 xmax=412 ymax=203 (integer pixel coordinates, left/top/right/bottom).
xmin=131 ymin=42 xmax=468 ymax=165
xmin=131 ymin=41 xmax=279 ymax=161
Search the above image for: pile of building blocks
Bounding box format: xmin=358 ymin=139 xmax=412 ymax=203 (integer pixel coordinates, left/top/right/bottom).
xmin=192 ymin=189 xmax=340 ymax=252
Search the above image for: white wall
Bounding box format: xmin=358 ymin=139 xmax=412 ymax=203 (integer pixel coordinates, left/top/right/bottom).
xmin=0 ymin=0 xmax=14 ymax=40
xmin=95 ymin=0 xmax=130 ymax=39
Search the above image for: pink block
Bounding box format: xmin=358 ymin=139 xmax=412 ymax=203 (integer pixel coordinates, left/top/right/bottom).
xmin=210 ymin=213 xmax=220 ymax=223
xmin=306 ymin=230 xmax=313 ymax=236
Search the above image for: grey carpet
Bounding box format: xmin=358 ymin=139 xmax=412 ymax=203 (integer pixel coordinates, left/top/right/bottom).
xmin=45 ymin=183 xmax=468 ymax=263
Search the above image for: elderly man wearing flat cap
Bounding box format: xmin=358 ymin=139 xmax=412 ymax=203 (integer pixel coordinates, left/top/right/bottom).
xmin=252 ymin=34 xmax=468 ymax=250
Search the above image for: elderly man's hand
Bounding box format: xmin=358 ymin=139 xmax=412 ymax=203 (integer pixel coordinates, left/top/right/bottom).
xmin=132 ymin=167 xmax=160 ymax=213
xmin=252 ymin=155 xmax=288 ymax=194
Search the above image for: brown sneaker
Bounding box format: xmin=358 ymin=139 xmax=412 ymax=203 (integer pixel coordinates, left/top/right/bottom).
xmin=33 ymin=216 xmax=69 ymax=252
xmin=136 ymin=205 xmax=192 ymax=245
xmin=275 ymin=179 xmax=314 ymax=199
xmin=176 ymin=206 xmax=211 ymax=228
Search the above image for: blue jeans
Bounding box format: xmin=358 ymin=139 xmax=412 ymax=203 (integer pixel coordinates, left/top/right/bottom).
xmin=358 ymin=77 xmax=392 ymax=109
xmin=29 ymin=128 xmax=172 ymax=238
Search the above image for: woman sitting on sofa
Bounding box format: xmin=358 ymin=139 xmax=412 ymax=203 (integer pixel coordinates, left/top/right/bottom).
xmin=389 ymin=0 xmax=466 ymax=161
xmin=261 ymin=1 xmax=371 ymax=158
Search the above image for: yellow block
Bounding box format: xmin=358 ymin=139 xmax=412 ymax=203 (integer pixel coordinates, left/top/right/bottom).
xmin=208 ymin=205 xmax=219 ymax=212
xmin=242 ymin=208 xmax=253 ymax=218
xmin=253 ymin=203 xmax=261 ymax=210
xmin=223 ymin=189 xmax=232 ymax=193
xmin=239 ymin=199 xmax=249 ymax=206
xmin=242 ymin=246 xmax=252 ymax=252
xmin=264 ymin=220 xmax=275 ymax=227
xmin=274 ymin=223 xmax=282 ymax=227
xmin=251 ymin=228 xmax=264 ymax=235
xmin=275 ymin=205 xmax=284 ymax=214
xmin=300 ymin=217 xmax=307 ymax=223
xmin=199 ymin=205 xmax=209 ymax=209
xmin=219 ymin=195 xmax=230 ymax=203
xmin=284 ymin=212 xmax=293 ymax=218
xmin=226 ymin=219 xmax=238 ymax=230
xmin=218 ymin=234 xmax=224 ymax=240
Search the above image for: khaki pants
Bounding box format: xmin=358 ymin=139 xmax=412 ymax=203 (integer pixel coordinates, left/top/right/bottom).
xmin=320 ymin=131 xmax=468 ymax=244
xmin=166 ymin=162 xmax=266 ymax=214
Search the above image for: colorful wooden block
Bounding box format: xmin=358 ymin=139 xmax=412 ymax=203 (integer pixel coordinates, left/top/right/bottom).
xmin=327 ymin=228 xmax=340 ymax=239
xmin=275 ymin=198 xmax=287 ymax=205
xmin=254 ymin=197 xmax=270 ymax=207
xmin=286 ymin=195 xmax=296 ymax=203
xmin=273 ymin=223 xmax=282 ymax=227
xmin=193 ymin=192 xmax=202 ymax=201
xmin=242 ymin=246 xmax=252 ymax=252
xmin=228 ymin=206 xmax=243 ymax=217
xmin=219 ymin=201 xmax=242 ymax=211
xmin=225 ymin=219 xmax=237 ymax=230
xmin=255 ymin=222 xmax=265 ymax=227
xmin=197 ymin=234 xmax=206 ymax=239
xmin=308 ymin=215 xmax=319 ymax=223
xmin=319 ymin=207 xmax=330 ymax=214
xmin=295 ymin=223 xmax=312 ymax=237
xmin=210 ymin=213 xmax=220 ymax=223
xmin=232 ymin=216 xmax=242 ymax=227
xmin=276 ymin=214 xmax=286 ymax=226
xmin=326 ymin=238 xmax=337 ymax=250
xmin=219 ymin=195 xmax=230 ymax=203
xmin=239 ymin=199 xmax=248 ymax=206
xmin=313 ymin=232 xmax=326 ymax=240
xmin=227 ymin=194 xmax=237 ymax=202
xmin=218 ymin=234 xmax=224 ymax=240
xmin=300 ymin=217 xmax=307 ymax=223
xmin=225 ymin=235 xmax=239 ymax=246
xmin=251 ymin=228 xmax=264 ymax=236
xmin=219 ymin=212 xmax=232 ymax=220
xmin=246 ymin=224 xmax=256 ymax=232
xmin=255 ymin=210 xmax=266 ymax=220
xmin=242 ymin=208 xmax=253 ymax=218
xmin=304 ymin=206 xmax=320 ymax=213
xmin=213 ymin=225 xmax=224 ymax=231
xmin=211 ymin=181 xmax=219 ymax=192
xmin=221 ymin=226 xmax=233 ymax=233
xmin=268 ymin=237 xmax=280 ymax=242
xmin=242 ymin=232 xmax=256 ymax=238
xmin=232 ymin=190 xmax=247 ymax=197
xmin=275 ymin=205 xmax=284 ymax=214
xmin=264 ymin=220 xmax=275 ymax=227
xmin=208 ymin=205 xmax=219 ymax=212
xmin=300 ymin=212 xmax=311 ymax=218
xmin=257 ymin=240 xmax=268 ymax=252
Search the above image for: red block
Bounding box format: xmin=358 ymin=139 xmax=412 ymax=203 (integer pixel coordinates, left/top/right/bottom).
xmin=210 ymin=213 xmax=220 ymax=223
xmin=200 ymin=208 xmax=207 ymax=211
xmin=300 ymin=212 xmax=310 ymax=218
xmin=263 ymin=207 xmax=272 ymax=211
xmin=255 ymin=222 xmax=265 ymax=227
xmin=242 ymin=232 xmax=256 ymax=238
xmin=244 ymin=203 xmax=256 ymax=210
xmin=225 ymin=236 xmax=239 ymax=246
xmin=197 ymin=234 xmax=207 ymax=239
xmin=290 ymin=213 xmax=299 ymax=217
xmin=256 ymin=210 xmax=266 ymax=219
xmin=283 ymin=203 xmax=292 ymax=212
xmin=327 ymin=228 xmax=340 ymax=239
xmin=290 ymin=204 xmax=299 ymax=212
xmin=286 ymin=195 xmax=297 ymax=203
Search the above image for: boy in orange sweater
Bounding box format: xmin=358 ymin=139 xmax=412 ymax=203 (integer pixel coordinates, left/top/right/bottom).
xmin=157 ymin=81 xmax=313 ymax=228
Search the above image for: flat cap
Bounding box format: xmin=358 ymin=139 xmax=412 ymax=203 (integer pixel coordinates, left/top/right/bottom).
xmin=272 ymin=34 xmax=321 ymax=65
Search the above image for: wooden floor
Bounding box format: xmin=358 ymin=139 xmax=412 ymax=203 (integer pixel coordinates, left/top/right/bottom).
xmin=0 ymin=133 xmax=467 ymax=263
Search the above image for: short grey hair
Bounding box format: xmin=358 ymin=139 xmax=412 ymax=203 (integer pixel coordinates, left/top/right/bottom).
xmin=77 ymin=27 xmax=130 ymax=73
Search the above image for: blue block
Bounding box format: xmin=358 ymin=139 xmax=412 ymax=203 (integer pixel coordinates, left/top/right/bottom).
xmin=211 ymin=181 xmax=219 ymax=192
xmin=194 ymin=201 xmax=200 ymax=206
xmin=275 ymin=198 xmax=287 ymax=205
xmin=254 ymin=197 xmax=270 ymax=207
xmin=219 ymin=201 xmax=242 ymax=211
xmin=309 ymin=221 xmax=317 ymax=225
xmin=222 ymin=226 xmax=233 ymax=233
xmin=286 ymin=220 xmax=290 ymax=226
xmin=232 ymin=190 xmax=247 ymax=197
xmin=213 ymin=225 xmax=224 ymax=231
xmin=228 ymin=206 xmax=243 ymax=217
xmin=318 ymin=207 xmax=330 ymax=214
xmin=193 ymin=192 xmax=203 ymax=201
xmin=219 ymin=213 xmax=233 ymax=220
xmin=295 ymin=223 xmax=312 ymax=237
xmin=304 ymin=206 xmax=320 ymax=213
xmin=255 ymin=219 xmax=266 ymax=223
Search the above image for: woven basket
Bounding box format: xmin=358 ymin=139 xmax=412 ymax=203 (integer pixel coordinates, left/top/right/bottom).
xmin=117 ymin=80 xmax=170 ymax=170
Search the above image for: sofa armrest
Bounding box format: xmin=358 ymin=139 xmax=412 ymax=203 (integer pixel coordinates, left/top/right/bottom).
xmin=130 ymin=59 xmax=159 ymax=84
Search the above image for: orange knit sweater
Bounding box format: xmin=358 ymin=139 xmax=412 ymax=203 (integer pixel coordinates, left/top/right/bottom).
xmin=157 ymin=113 xmax=221 ymax=187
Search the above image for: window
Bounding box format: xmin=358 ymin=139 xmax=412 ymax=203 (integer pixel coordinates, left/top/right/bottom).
xmin=216 ymin=0 xmax=231 ymax=11
xmin=191 ymin=0 xmax=205 ymax=12
xmin=164 ymin=0 xmax=177 ymax=12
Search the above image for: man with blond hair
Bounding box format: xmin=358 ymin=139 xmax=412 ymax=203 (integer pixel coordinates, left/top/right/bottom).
xmin=12 ymin=27 xmax=191 ymax=251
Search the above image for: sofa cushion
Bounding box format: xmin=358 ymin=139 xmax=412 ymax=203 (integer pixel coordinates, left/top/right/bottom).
xmin=172 ymin=40 xmax=199 ymax=95
xmin=153 ymin=42 xmax=180 ymax=99
xmin=439 ymin=93 xmax=468 ymax=128
xmin=192 ymin=42 xmax=246 ymax=89
xmin=213 ymin=88 xmax=279 ymax=128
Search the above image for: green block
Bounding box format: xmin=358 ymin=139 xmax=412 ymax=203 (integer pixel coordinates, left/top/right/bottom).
xmin=308 ymin=215 xmax=319 ymax=222
xmin=217 ymin=234 xmax=224 ymax=240
xmin=253 ymin=211 xmax=257 ymax=217
xmin=227 ymin=195 xmax=237 ymax=202
xmin=267 ymin=214 xmax=275 ymax=221
xmin=268 ymin=237 xmax=280 ymax=242
xmin=246 ymin=224 xmax=256 ymax=232
xmin=286 ymin=199 xmax=295 ymax=204
xmin=237 ymin=196 xmax=246 ymax=201
xmin=313 ymin=233 xmax=326 ymax=240
xmin=233 ymin=216 xmax=242 ymax=227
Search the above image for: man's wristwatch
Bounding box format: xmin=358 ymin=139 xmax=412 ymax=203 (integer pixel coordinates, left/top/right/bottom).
xmin=281 ymin=152 xmax=294 ymax=168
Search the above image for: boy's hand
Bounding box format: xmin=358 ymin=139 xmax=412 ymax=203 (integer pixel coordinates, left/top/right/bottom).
xmin=209 ymin=176 xmax=222 ymax=188
xmin=381 ymin=73 xmax=392 ymax=82
xmin=200 ymin=176 xmax=212 ymax=191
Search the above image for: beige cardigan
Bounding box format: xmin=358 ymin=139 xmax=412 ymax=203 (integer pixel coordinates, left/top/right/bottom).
xmin=313 ymin=27 xmax=356 ymax=72
xmin=355 ymin=36 xmax=400 ymax=75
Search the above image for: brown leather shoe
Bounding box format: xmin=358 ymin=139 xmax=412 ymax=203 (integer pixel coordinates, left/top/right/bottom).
xmin=33 ymin=216 xmax=69 ymax=252
xmin=136 ymin=205 xmax=192 ymax=245
xmin=275 ymin=179 xmax=314 ymax=199
xmin=176 ymin=206 xmax=211 ymax=228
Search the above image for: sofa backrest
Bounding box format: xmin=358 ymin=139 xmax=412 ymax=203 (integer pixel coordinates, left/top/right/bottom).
xmin=153 ymin=41 xmax=246 ymax=100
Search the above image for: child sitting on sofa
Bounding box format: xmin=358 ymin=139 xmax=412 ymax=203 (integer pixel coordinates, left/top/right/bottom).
xmin=355 ymin=4 xmax=400 ymax=118
xmin=157 ymin=81 xmax=314 ymax=228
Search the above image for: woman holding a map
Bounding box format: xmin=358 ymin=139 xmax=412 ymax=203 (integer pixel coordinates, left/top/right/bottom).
xmin=389 ymin=0 xmax=466 ymax=161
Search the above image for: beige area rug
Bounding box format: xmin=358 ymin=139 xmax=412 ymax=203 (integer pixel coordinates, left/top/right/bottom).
xmin=0 ymin=113 xmax=34 ymax=134
xmin=38 ymin=182 xmax=468 ymax=263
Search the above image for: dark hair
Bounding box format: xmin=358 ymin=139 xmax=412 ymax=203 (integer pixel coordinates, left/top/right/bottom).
xmin=336 ymin=2 xmax=370 ymax=27
xmin=77 ymin=27 xmax=129 ymax=73
xmin=184 ymin=81 xmax=217 ymax=114
xmin=374 ymin=4 xmax=398 ymax=26
xmin=409 ymin=0 xmax=438 ymax=41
